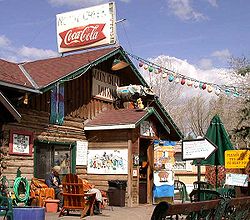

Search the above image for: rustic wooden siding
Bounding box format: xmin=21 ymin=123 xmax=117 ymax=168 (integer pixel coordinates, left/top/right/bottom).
xmin=28 ymin=70 xmax=114 ymax=120
xmin=1 ymin=108 xmax=87 ymax=185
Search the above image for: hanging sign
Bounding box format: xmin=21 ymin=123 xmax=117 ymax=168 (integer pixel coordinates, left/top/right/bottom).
xmin=140 ymin=121 xmax=155 ymax=137
xmin=182 ymin=138 xmax=217 ymax=160
xmin=76 ymin=141 xmax=88 ymax=166
xmin=225 ymin=150 xmax=250 ymax=169
xmin=56 ymin=2 xmax=116 ymax=53
xmin=92 ymin=68 xmax=120 ymax=101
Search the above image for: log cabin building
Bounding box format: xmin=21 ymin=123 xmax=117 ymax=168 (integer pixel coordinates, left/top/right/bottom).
xmin=0 ymin=46 xmax=182 ymax=206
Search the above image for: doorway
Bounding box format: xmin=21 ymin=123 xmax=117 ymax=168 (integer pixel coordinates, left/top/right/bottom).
xmin=139 ymin=138 xmax=153 ymax=204
xmin=34 ymin=142 xmax=75 ymax=179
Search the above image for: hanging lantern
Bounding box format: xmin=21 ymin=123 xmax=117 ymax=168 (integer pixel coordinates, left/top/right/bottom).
xmin=194 ymin=81 xmax=199 ymax=88
xmin=202 ymin=83 xmax=207 ymax=90
xmin=207 ymin=85 xmax=213 ymax=93
xmin=175 ymin=77 xmax=180 ymax=84
xmin=154 ymin=68 xmax=159 ymax=74
xmin=158 ymin=68 xmax=163 ymax=74
xmin=199 ymin=82 xmax=203 ymax=89
xmin=187 ymin=80 xmax=193 ymax=87
xmin=168 ymin=75 xmax=174 ymax=82
xmin=139 ymin=62 xmax=143 ymax=67
xmin=162 ymin=72 xmax=168 ymax=78
xmin=181 ymin=78 xmax=186 ymax=85
xmin=148 ymin=66 xmax=154 ymax=72
xmin=215 ymin=88 xmax=221 ymax=96
xmin=225 ymin=89 xmax=230 ymax=96
xmin=233 ymin=92 xmax=239 ymax=97
xmin=143 ymin=64 xmax=148 ymax=70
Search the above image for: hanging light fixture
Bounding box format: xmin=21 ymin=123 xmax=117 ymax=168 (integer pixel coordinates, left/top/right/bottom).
xmin=111 ymin=58 xmax=129 ymax=71
xmin=23 ymin=93 xmax=29 ymax=105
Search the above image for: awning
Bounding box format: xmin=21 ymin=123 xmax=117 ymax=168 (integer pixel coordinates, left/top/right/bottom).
xmin=0 ymin=91 xmax=21 ymax=122
xmin=84 ymin=107 xmax=170 ymax=134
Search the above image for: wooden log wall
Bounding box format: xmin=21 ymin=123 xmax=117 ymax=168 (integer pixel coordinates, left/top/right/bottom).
xmin=1 ymin=69 xmax=116 ymax=185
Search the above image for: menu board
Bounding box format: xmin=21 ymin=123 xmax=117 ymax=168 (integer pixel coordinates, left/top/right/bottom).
xmin=76 ymin=141 xmax=88 ymax=166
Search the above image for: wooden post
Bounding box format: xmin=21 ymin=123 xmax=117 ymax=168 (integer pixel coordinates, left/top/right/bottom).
xmin=127 ymin=139 xmax=133 ymax=207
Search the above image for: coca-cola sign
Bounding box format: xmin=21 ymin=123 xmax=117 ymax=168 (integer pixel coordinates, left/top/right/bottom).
xmin=59 ymin=24 xmax=106 ymax=48
xmin=56 ymin=2 xmax=116 ymax=53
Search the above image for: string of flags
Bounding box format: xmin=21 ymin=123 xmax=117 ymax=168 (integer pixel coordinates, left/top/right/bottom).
xmin=125 ymin=51 xmax=249 ymax=99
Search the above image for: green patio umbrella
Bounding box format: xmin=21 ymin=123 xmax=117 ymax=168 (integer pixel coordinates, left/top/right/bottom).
xmin=200 ymin=114 xmax=234 ymax=188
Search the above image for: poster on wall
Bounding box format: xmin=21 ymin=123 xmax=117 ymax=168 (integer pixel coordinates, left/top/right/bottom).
xmin=87 ymin=149 xmax=128 ymax=174
xmin=76 ymin=141 xmax=88 ymax=166
xmin=56 ymin=2 xmax=116 ymax=53
xmin=153 ymin=140 xmax=176 ymax=200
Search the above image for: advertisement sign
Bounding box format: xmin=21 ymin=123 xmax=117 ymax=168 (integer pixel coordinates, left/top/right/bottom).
xmin=92 ymin=68 xmax=120 ymax=101
xmin=56 ymin=2 xmax=116 ymax=53
xmin=87 ymin=149 xmax=128 ymax=174
xmin=225 ymin=173 xmax=248 ymax=187
xmin=225 ymin=150 xmax=250 ymax=169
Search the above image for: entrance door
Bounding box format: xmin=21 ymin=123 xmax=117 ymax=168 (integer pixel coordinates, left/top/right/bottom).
xmin=35 ymin=143 xmax=72 ymax=179
xmin=139 ymin=138 xmax=153 ymax=204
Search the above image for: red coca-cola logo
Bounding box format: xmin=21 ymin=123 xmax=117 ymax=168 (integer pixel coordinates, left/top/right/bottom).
xmin=59 ymin=24 xmax=106 ymax=48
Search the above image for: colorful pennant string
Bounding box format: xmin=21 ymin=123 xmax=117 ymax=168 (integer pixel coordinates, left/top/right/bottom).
xmin=125 ymin=51 xmax=249 ymax=99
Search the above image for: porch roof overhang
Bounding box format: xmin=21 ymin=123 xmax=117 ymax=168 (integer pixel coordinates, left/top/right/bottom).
xmin=84 ymin=107 xmax=170 ymax=134
xmin=0 ymin=90 xmax=21 ymax=122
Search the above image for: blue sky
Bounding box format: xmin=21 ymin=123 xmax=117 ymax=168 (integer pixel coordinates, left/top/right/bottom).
xmin=0 ymin=0 xmax=250 ymax=70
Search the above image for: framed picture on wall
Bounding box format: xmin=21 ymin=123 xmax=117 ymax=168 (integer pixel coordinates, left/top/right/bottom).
xmin=9 ymin=130 xmax=33 ymax=156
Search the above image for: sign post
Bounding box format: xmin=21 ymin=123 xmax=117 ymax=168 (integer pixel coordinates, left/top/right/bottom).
xmin=182 ymin=138 xmax=217 ymax=201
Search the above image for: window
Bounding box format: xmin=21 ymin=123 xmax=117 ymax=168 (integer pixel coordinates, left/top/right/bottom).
xmin=35 ymin=142 xmax=75 ymax=179
xmin=173 ymin=153 xmax=193 ymax=172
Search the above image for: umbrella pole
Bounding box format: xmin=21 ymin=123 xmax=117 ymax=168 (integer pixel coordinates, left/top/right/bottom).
xmin=215 ymin=165 xmax=218 ymax=189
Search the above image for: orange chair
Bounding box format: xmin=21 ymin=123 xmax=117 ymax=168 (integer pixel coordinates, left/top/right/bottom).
xmin=30 ymin=178 xmax=55 ymax=207
xmin=59 ymin=174 xmax=96 ymax=218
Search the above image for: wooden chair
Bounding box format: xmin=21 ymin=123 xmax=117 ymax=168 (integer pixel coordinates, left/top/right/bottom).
xmin=30 ymin=178 xmax=55 ymax=207
xmin=59 ymin=174 xmax=96 ymax=218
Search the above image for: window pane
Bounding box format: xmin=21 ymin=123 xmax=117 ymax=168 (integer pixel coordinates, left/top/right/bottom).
xmin=54 ymin=147 xmax=70 ymax=175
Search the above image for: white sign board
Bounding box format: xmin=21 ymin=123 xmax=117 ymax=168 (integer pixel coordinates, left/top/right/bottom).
xmin=225 ymin=173 xmax=248 ymax=187
xmin=182 ymin=138 xmax=217 ymax=160
xmin=56 ymin=2 xmax=116 ymax=53
xmin=87 ymin=149 xmax=128 ymax=174
xmin=76 ymin=141 xmax=88 ymax=165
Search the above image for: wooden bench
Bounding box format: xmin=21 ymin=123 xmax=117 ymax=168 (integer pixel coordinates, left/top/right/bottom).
xmin=59 ymin=174 xmax=96 ymax=218
xmin=151 ymin=196 xmax=250 ymax=220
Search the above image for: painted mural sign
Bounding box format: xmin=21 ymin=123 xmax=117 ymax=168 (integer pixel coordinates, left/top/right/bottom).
xmin=56 ymin=2 xmax=116 ymax=53
xmin=154 ymin=140 xmax=175 ymax=170
xmin=153 ymin=140 xmax=175 ymax=200
xmin=92 ymin=68 xmax=120 ymax=101
xmin=87 ymin=149 xmax=128 ymax=174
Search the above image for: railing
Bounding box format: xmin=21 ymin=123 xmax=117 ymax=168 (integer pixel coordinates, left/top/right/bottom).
xmin=151 ymin=196 xmax=250 ymax=220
